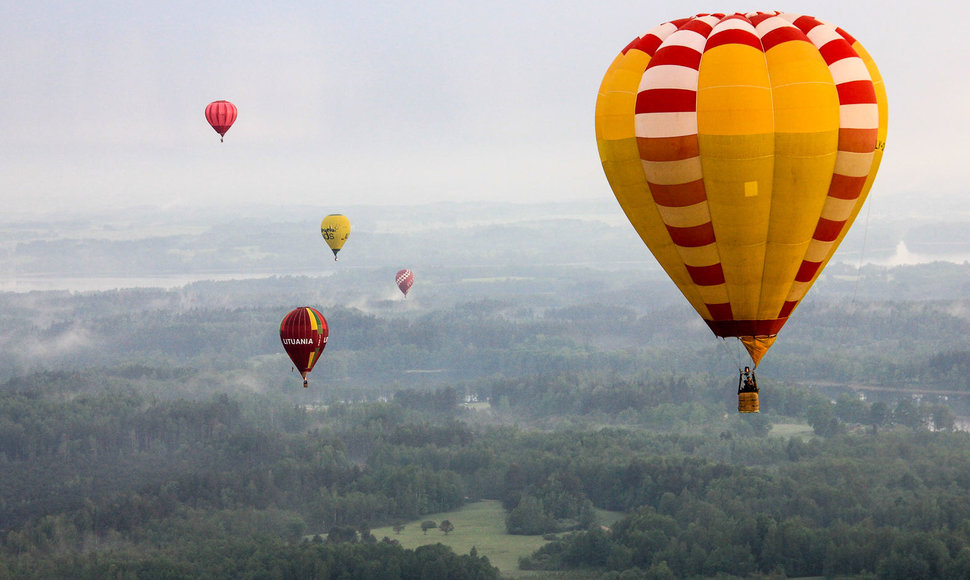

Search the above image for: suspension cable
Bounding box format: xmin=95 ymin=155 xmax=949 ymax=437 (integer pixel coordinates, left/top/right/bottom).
xmin=716 ymin=336 xmax=745 ymax=372
xmin=834 ymin=199 xmax=873 ymax=353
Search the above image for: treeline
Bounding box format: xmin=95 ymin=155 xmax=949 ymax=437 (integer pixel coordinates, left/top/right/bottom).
xmin=0 ymin=386 xmax=471 ymax=534
xmin=804 ymin=392 xmax=959 ymax=437
xmin=0 ymin=296 xmax=684 ymax=389
xmin=0 ymin=383 xmax=485 ymax=577
xmin=520 ymin=430 xmax=970 ymax=578
xmin=5 ymin=537 xmax=499 ymax=580
xmin=1 ymin=274 xmax=968 ymax=398
xmin=5 ymin=369 xmax=970 ymax=577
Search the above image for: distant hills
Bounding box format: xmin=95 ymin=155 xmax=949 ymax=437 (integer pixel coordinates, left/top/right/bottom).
xmin=0 ymin=200 xmax=966 ymax=297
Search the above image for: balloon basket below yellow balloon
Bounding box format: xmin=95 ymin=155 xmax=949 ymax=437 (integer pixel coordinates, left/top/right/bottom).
xmin=738 ymin=392 xmax=759 ymax=413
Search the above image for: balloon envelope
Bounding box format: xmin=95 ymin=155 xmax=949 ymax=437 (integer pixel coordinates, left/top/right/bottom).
xmin=320 ymin=214 xmax=351 ymax=260
xmin=205 ymin=100 xmax=237 ymax=142
xmin=396 ymin=269 xmax=414 ymax=297
xmin=595 ymin=11 xmax=887 ymax=366
xmin=279 ymin=307 xmax=329 ymax=383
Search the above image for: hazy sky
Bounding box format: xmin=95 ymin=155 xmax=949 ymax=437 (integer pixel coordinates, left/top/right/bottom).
xmin=1 ymin=2 xmax=966 ymax=220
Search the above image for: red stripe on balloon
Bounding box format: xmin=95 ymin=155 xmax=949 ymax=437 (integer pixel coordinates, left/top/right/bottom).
xmin=705 ymin=27 xmax=763 ymax=51
xmin=837 ymin=80 xmax=877 ymax=105
xmin=778 ymin=301 xmax=798 ymax=319
xmin=836 ymin=27 xmax=857 ymax=45
xmin=838 ymin=128 xmax=878 ymax=153
xmin=827 ymin=173 xmax=868 ymax=200
xmin=637 ymin=135 xmax=699 ymax=161
xmin=818 ymin=40 xmax=857 ymax=65
xmin=795 ymin=261 xmax=822 ymax=283
xmin=760 ymin=25 xmax=807 ymax=51
xmin=649 ymin=45 xmax=703 ymax=69
xmin=666 ymin=222 xmax=716 ymax=247
xmin=626 ymin=34 xmax=663 ymax=56
xmin=681 ymin=17 xmax=715 ymax=37
xmin=790 ymin=15 xmax=823 ymax=32
xmin=686 ymin=263 xmax=726 ymax=286
xmin=706 ymin=318 xmax=787 ymax=337
xmin=812 ymin=218 xmax=845 ymax=242
xmin=705 ymin=302 xmax=734 ymax=321
xmin=648 ymin=180 xmax=707 ymax=207
xmin=635 ymin=89 xmax=697 ymax=114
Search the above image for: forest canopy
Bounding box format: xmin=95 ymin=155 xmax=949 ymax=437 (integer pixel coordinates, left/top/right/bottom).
xmin=1 ymin=259 xmax=969 ymax=578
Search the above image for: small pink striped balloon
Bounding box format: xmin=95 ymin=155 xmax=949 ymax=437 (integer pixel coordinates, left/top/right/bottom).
xmin=205 ymin=100 xmax=237 ymax=142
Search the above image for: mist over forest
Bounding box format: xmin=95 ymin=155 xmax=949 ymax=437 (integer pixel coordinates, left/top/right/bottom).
xmin=4 ymin=199 xmax=970 ymax=284
xmin=1 ymin=202 xmax=970 ymax=578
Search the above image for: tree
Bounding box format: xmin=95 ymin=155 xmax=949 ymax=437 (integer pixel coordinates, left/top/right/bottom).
xmin=645 ymin=560 xmax=677 ymax=580
xmin=392 ymin=522 xmax=406 ymax=535
xmin=807 ymin=401 xmax=842 ymax=437
xmin=506 ymin=495 xmax=557 ymax=535
xmin=327 ymin=526 xmax=358 ymax=544
xmin=869 ymin=401 xmax=890 ymax=435
xmin=421 ymin=520 xmax=437 ymax=535
xmin=284 ymin=517 xmax=307 ymax=544
xmin=439 ymin=520 xmax=454 ymax=535
xmin=358 ymin=524 xmax=377 ymax=544
xmin=560 ymin=527 xmax=611 ymax=568
xmin=930 ymin=405 xmax=956 ymax=432
xmin=944 ymin=547 xmax=970 ymax=578
xmin=893 ymin=399 xmax=924 ymax=430
xmin=835 ymin=394 xmax=868 ymax=424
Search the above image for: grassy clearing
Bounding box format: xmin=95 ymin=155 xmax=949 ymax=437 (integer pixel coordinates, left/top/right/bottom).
xmin=371 ymin=500 xmax=543 ymax=577
xmin=371 ymin=500 xmax=624 ymax=579
xmin=770 ymin=422 xmax=815 ymax=439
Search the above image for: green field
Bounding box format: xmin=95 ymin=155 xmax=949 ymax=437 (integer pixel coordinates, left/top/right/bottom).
xmin=769 ymin=422 xmax=815 ymax=439
xmin=371 ymin=500 xmax=624 ymax=579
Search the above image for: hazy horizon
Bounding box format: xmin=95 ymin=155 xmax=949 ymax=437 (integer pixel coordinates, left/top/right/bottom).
xmin=2 ymin=3 xmax=968 ymax=221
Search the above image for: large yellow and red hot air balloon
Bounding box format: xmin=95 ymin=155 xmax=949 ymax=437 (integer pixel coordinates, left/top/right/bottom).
xmin=279 ymin=307 xmax=329 ymax=388
xmin=595 ymin=12 xmax=887 ymax=384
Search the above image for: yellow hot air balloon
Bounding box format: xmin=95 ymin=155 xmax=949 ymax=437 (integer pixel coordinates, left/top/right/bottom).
xmin=595 ymin=12 xmax=887 ymax=407
xmin=320 ymin=214 xmax=351 ymax=260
